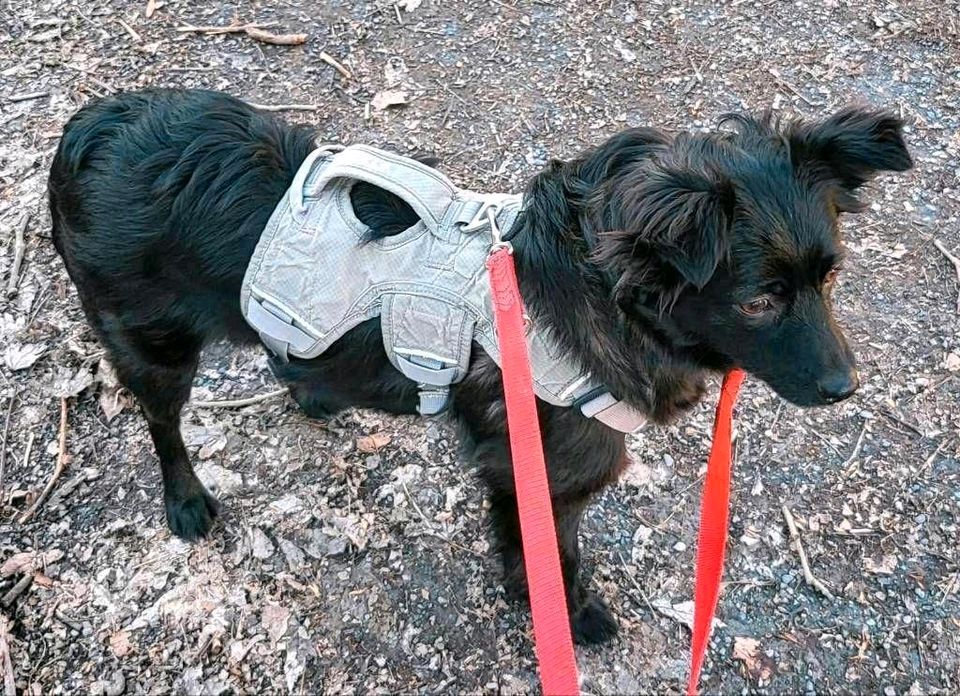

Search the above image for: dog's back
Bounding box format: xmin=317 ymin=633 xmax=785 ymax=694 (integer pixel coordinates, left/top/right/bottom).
xmin=49 ymin=88 xmax=316 ymax=345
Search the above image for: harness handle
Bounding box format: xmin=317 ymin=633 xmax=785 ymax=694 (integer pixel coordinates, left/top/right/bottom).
xmin=294 ymin=144 xmax=459 ymax=234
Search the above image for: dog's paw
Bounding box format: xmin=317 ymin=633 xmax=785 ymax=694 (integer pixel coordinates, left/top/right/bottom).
xmin=571 ymin=592 xmax=618 ymax=645
xmin=165 ymin=488 xmax=219 ymax=540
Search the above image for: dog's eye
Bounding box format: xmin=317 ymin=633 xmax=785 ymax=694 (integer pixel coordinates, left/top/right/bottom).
xmin=740 ymin=297 xmax=773 ymax=315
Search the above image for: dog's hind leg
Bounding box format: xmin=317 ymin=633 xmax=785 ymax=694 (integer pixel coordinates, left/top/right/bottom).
xmin=95 ymin=316 xmax=216 ymax=539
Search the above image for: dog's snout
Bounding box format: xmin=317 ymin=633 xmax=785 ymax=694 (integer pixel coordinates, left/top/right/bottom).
xmin=816 ymin=368 xmax=859 ymax=403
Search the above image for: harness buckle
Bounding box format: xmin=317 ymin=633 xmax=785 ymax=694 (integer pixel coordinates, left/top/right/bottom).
xmin=461 ymin=201 xmax=513 ymax=254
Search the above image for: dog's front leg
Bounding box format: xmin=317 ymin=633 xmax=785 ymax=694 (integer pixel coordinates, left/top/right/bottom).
xmin=475 ymin=412 xmax=624 ymax=645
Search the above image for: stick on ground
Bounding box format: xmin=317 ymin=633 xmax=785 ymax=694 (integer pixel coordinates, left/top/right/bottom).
xmin=319 ymin=51 xmax=352 ymax=79
xmin=190 ymin=387 xmax=289 ymax=409
xmin=243 ymin=26 xmax=306 ymax=45
xmin=1 ymin=574 xmax=32 ymax=608
xmin=0 ymin=616 xmax=14 ymax=696
xmin=0 ymin=388 xmax=18 ymax=512
xmin=933 ymin=239 xmax=960 ymax=313
xmin=176 ymin=22 xmax=278 ymax=34
xmin=6 ymin=213 xmax=28 ymax=297
xmin=782 ymin=505 xmax=834 ymax=599
xmin=841 ymin=422 xmax=868 ymax=470
xmin=18 ymin=398 xmax=69 ymax=525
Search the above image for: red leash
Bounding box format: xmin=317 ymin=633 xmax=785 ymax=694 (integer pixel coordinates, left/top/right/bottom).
xmin=687 ymin=369 xmax=745 ymax=695
xmin=486 ymin=246 xmax=580 ymax=696
xmin=487 ymin=228 xmax=743 ymax=696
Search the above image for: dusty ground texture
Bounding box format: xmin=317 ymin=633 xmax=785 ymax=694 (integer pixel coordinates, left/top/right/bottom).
xmin=1 ymin=0 xmax=959 ymax=693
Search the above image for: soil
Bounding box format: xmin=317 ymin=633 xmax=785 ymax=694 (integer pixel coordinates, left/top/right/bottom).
xmin=1 ymin=0 xmax=959 ymax=693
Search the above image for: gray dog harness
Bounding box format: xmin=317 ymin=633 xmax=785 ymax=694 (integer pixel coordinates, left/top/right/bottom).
xmin=240 ymin=144 xmax=646 ymax=433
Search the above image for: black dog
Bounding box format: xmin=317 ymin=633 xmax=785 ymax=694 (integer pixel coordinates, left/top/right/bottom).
xmin=48 ymin=89 xmax=910 ymax=644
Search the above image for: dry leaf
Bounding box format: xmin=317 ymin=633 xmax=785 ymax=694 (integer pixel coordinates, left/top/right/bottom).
xmin=1 ymin=549 xmax=64 ymax=577
xmin=262 ymin=603 xmax=291 ymax=645
xmin=651 ymin=598 xmax=725 ymax=630
xmin=97 ymin=357 xmax=131 ymax=421
xmin=733 ymin=636 xmax=775 ymax=682
xmin=399 ymin=0 xmax=422 ymax=10
xmin=864 ymin=554 xmax=897 ymax=575
xmin=371 ymin=90 xmax=408 ymax=111
xmin=109 ymin=630 xmax=133 ymax=657
xmin=145 ymin=0 xmax=160 ymax=17
xmin=47 ymin=366 xmax=94 ymax=398
xmin=284 ymin=627 xmax=311 ymax=693
xmin=198 ymin=432 xmax=227 ymax=459
xmin=357 ymin=432 xmax=391 ymax=453
xmin=4 ymin=342 xmax=45 ymax=371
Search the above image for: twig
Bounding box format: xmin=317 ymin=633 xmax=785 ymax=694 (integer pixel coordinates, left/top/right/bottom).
xmin=319 ymin=51 xmax=352 ymax=79
xmin=1 ymin=574 xmax=33 ymax=607
xmin=176 ymin=21 xmax=278 ymax=34
xmin=53 ymin=607 xmax=81 ymax=632
xmin=766 ymin=68 xmax=821 ymax=106
xmin=6 ymin=213 xmax=28 ymax=297
xmin=920 ymin=438 xmax=950 ymax=473
xmin=18 ymin=398 xmax=69 ymax=525
xmin=243 ymin=26 xmax=306 ymax=45
xmin=116 ymin=18 xmax=142 ymax=42
xmin=7 ymin=92 xmax=48 ymax=103
xmin=616 ymin=551 xmax=656 ymax=616
xmin=0 ymin=388 xmax=18 ymax=513
xmin=841 ymin=422 xmax=868 ymax=469
xmin=400 ymin=481 xmax=483 ymax=557
xmin=782 ymin=505 xmax=834 ymax=599
xmin=246 ymin=102 xmax=319 ymax=112
xmin=933 ymin=239 xmax=960 ymax=313
xmin=880 ymin=409 xmax=924 ymax=438
xmin=0 ymin=617 xmax=14 ymax=696
xmin=18 ymin=432 xmax=34 ymax=483
xmin=190 ymin=387 xmax=289 ymax=409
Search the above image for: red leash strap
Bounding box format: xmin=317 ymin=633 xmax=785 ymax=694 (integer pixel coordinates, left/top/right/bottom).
xmin=687 ymin=369 xmax=746 ymax=695
xmin=486 ymin=247 xmax=580 ymax=696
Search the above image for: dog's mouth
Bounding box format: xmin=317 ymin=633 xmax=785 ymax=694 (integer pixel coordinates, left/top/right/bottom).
xmin=751 ymin=369 xmax=860 ymax=408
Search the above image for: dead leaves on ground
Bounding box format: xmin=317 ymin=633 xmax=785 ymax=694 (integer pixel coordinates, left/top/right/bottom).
xmin=1 ymin=549 xmax=64 ymax=577
xmin=732 ymin=636 xmax=776 ymax=684
xmin=356 ymin=432 xmax=391 ymax=453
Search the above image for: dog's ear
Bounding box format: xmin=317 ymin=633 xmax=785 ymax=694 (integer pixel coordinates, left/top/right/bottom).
xmin=601 ymin=166 xmax=734 ymax=291
xmin=787 ymin=107 xmax=912 ymax=196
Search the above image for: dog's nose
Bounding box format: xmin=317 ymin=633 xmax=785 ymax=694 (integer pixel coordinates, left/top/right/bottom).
xmin=817 ymin=369 xmax=859 ymax=403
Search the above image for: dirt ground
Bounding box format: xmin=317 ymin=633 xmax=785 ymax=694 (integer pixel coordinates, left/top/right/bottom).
xmin=1 ymin=0 xmax=959 ymax=693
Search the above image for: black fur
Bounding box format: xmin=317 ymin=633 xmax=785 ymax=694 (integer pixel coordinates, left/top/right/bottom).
xmin=48 ymin=88 xmax=911 ymax=645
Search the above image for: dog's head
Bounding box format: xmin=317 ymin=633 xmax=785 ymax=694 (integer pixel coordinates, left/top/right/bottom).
xmin=597 ymin=107 xmax=912 ymax=406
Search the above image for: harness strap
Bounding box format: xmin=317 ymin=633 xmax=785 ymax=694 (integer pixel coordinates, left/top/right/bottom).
xmin=297 ymin=144 xmax=459 ymax=234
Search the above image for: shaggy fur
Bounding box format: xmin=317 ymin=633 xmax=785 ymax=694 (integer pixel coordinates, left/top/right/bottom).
xmin=48 ymin=88 xmax=911 ymax=644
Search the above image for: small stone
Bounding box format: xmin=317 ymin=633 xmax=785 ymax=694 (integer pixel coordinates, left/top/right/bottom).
xmin=673 ymin=541 xmax=687 ymax=552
